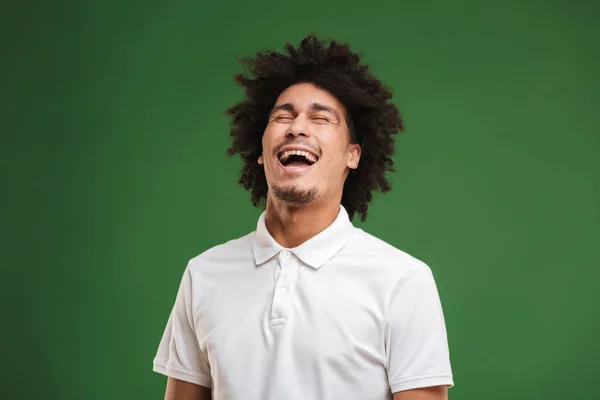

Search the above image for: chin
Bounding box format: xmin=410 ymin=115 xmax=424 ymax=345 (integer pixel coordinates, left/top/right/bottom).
xmin=271 ymin=183 xmax=319 ymax=205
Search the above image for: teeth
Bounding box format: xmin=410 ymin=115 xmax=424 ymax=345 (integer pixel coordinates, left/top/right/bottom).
xmin=279 ymin=150 xmax=317 ymax=164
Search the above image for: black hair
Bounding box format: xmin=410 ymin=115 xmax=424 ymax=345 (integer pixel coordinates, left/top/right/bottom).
xmin=225 ymin=34 xmax=403 ymax=222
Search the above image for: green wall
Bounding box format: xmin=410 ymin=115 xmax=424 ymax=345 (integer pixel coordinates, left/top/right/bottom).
xmin=2 ymin=1 xmax=598 ymax=399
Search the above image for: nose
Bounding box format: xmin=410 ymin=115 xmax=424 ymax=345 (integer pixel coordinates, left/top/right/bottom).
xmin=287 ymin=115 xmax=309 ymax=138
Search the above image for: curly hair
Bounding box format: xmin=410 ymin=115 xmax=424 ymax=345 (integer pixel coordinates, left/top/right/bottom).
xmin=225 ymin=34 xmax=403 ymax=222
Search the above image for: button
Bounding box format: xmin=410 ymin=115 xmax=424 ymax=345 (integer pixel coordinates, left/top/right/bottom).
xmin=283 ymin=250 xmax=291 ymax=258
xmin=279 ymin=287 xmax=287 ymax=294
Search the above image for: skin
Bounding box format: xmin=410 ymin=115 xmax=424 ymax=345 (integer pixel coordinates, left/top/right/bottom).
xmin=164 ymin=82 xmax=448 ymax=399
xmin=258 ymin=82 xmax=361 ymax=248
xmin=393 ymin=386 xmax=449 ymax=400
xmin=164 ymin=378 xmax=211 ymax=400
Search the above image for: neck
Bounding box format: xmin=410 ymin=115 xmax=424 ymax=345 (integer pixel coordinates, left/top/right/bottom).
xmin=264 ymin=195 xmax=341 ymax=248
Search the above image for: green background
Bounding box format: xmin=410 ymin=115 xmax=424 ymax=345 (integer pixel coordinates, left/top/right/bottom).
xmin=2 ymin=1 xmax=599 ymax=399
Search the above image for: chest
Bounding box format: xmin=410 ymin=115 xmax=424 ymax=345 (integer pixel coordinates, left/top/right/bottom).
xmin=194 ymin=258 xmax=389 ymax=369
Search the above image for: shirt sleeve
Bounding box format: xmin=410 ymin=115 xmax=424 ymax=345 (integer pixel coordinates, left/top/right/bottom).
xmin=152 ymin=264 xmax=212 ymax=388
xmin=385 ymin=262 xmax=454 ymax=393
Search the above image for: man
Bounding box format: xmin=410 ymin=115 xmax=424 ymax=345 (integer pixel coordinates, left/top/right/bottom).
xmin=153 ymin=34 xmax=454 ymax=400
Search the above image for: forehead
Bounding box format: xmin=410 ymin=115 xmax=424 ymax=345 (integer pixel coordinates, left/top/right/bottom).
xmin=275 ymin=83 xmax=346 ymax=113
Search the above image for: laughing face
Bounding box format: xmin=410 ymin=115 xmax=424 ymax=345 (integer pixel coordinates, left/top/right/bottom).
xmin=258 ymin=82 xmax=361 ymax=205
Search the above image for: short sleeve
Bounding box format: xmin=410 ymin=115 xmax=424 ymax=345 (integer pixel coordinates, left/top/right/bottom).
xmin=152 ymin=265 xmax=212 ymax=388
xmin=385 ymin=263 xmax=454 ymax=393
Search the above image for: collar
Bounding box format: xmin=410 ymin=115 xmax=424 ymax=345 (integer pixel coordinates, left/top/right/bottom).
xmin=252 ymin=205 xmax=354 ymax=269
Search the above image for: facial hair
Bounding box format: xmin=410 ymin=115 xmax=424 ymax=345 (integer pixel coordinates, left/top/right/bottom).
xmin=271 ymin=184 xmax=318 ymax=205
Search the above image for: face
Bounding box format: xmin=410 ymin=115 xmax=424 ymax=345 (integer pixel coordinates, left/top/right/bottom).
xmin=258 ymin=82 xmax=361 ymax=205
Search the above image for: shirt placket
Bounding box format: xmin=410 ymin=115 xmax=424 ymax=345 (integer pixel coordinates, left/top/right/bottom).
xmin=269 ymin=249 xmax=295 ymax=326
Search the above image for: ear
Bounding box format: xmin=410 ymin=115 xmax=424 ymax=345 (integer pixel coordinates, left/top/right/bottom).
xmin=347 ymin=143 xmax=361 ymax=169
xmin=258 ymin=154 xmax=264 ymax=165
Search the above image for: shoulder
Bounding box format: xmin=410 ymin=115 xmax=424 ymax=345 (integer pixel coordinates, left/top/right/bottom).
xmin=346 ymin=227 xmax=433 ymax=279
xmin=186 ymin=231 xmax=256 ymax=273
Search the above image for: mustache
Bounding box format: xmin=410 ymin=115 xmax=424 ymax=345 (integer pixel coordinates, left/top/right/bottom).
xmin=274 ymin=138 xmax=321 ymax=157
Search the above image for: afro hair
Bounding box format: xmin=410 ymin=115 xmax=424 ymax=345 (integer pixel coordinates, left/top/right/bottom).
xmin=225 ymin=34 xmax=403 ymax=222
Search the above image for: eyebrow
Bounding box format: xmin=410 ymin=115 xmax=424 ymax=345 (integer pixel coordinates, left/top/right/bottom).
xmin=269 ymin=103 xmax=296 ymax=116
xmin=310 ymin=102 xmax=341 ymax=121
xmin=269 ymin=102 xmax=341 ymax=121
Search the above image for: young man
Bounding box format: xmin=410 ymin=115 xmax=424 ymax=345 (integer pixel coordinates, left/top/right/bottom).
xmin=153 ymin=34 xmax=454 ymax=400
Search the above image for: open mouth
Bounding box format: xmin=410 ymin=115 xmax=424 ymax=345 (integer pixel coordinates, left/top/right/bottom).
xmin=278 ymin=150 xmax=318 ymax=169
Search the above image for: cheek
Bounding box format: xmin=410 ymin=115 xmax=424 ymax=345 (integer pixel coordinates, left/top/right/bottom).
xmin=321 ymin=142 xmax=351 ymax=167
xmin=317 ymin=154 xmax=348 ymax=184
xmin=262 ymin=125 xmax=285 ymax=153
xmin=261 ymin=129 xmax=270 ymax=150
xmin=261 ymin=130 xmax=281 ymax=170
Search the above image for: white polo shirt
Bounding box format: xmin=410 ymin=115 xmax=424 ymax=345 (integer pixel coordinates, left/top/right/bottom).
xmin=153 ymin=206 xmax=453 ymax=399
